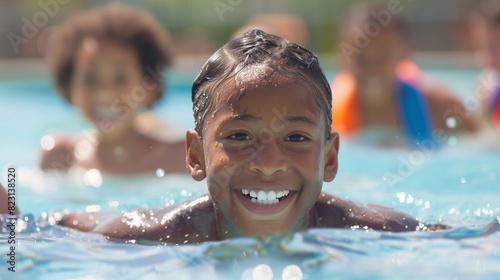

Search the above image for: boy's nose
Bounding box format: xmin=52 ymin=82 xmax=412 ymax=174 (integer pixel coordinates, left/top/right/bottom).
xmin=248 ymin=140 xmax=288 ymax=176
xmin=95 ymin=87 xmax=121 ymax=102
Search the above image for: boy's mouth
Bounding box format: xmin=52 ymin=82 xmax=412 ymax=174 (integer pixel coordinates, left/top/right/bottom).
xmin=94 ymin=106 xmax=124 ymax=121
xmin=240 ymin=188 xmax=291 ymax=204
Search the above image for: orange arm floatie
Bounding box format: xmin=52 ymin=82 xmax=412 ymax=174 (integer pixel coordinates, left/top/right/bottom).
xmin=330 ymin=60 xmax=424 ymax=137
xmin=330 ymin=71 xmax=361 ymax=136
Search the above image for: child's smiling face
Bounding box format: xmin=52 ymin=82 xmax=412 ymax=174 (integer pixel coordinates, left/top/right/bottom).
xmin=187 ymin=67 xmax=339 ymax=237
xmin=70 ymin=38 xmax=153 ymax=142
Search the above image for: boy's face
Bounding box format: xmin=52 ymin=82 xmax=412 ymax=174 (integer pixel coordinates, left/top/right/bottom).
xmin=187 ymin=69 xmax=339 ymax=237
xmin=70 ymin=38 xmax=152 ymax=142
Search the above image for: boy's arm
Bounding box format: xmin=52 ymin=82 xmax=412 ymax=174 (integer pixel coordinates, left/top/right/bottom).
xmin=58 ymin=211 xmax=118 ymax=232
xmin=61 ymin=195 xmax=217 ymax=243
xmin=316 ymin=193 xmax=420 ymax=232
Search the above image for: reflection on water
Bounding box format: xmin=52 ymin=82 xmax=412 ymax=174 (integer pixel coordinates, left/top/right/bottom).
xmin=0 ymin=215 xmax=499 ymax=279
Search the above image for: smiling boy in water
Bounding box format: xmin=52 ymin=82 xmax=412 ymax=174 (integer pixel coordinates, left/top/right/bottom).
xmin=3 ymin=30 xmax=420 ymax=242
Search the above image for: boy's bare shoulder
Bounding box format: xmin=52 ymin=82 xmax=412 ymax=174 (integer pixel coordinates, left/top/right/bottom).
xmin=315 ymin=192 xmax=419 ymax=232
xmin=39 ymin=135 xmax=76 ymax=171
xmin=91 ymin=194 xmax=217 ymax=243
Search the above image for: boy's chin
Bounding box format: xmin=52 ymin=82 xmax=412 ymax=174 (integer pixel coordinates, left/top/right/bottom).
xmin=238 ymin=220 xmax=293 ymax=237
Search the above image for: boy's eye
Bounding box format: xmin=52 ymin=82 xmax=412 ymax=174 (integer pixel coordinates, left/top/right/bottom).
xmin=286 ymin=134 xmax=308 ymax=142
xmin=228 ymin=133 xmax=251 ymax=141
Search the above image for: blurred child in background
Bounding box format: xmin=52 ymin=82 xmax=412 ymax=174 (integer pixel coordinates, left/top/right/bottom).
xmin=39 ymin=3 xmax=186 ymax=175
xmin=333 ymin=3 xmax=479 ymax=148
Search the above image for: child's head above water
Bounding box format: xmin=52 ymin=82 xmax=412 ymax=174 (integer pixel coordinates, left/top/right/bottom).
xmin=340 ymin=3 xmax=409 ymax=83
xmin=192 ymin=29 xmax=332 ymax=138
xmin=48 ymin=3 xmax=172 ymax=107
xmin=38 ymin=3 xmax=186 ymax=174
xmin=187 ymin=29 xmax=339 ymax=237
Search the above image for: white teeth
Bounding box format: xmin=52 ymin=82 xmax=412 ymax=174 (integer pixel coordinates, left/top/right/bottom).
xmin=257 ymin=191 xmax=266 ymax=200
xmin=249 ymin=190 xmax=257 ymax=198
xmin=241 ymin=188 xmax=290 ymax=204
xmin=267 ymin=191 xmax=276 ymax=200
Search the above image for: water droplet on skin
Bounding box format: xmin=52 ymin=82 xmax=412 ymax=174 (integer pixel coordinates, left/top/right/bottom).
xmin=156 ymin=168 xmax=165 ymax=177
xmin=446 ymin=117 xmax=457 ymax=129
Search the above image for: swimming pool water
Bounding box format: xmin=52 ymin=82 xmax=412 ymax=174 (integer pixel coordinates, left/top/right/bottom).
xmin=0 ymin=70 xmax=499 ymax=279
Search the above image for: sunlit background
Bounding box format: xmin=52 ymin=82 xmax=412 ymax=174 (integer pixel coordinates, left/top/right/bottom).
xmin=0 ymin=0 xmax=483 ymax=70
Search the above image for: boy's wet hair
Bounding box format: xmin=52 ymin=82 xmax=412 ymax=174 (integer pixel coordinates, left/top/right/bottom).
xmin=48 ymin=3 xmax=172 ymax=105
xmin=192 ymin=29 xmax=332 ymax=139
